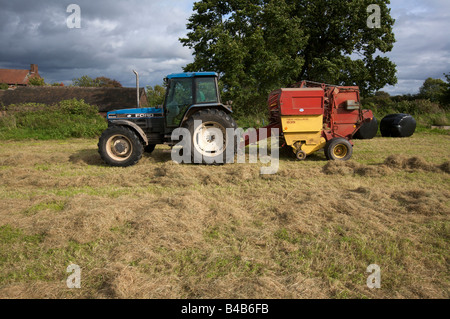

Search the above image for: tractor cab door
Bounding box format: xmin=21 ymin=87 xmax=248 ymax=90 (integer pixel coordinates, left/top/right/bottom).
xmin=195 ymin=77 xmax=220 ymax=104
xmin=164 ymin=76 xmax=220 ymax=128
xmin=164 ymin=78 xmax=194 ymax=128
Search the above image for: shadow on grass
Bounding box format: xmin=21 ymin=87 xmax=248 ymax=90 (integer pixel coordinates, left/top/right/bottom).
xmin=146 ymin=148 xmax=173 ymax=163
xmin=69 ymin=149 xmax=105 ymax=166
xmin=69 ymin=148 xmax=173 ymax=166
xmin=69 ymin=145 xmax=328 ymax=167
xmin=278 ymin=146 xmax=327 ymax=162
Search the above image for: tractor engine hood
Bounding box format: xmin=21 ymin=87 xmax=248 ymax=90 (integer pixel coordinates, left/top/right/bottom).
xmin=107 ymin=108 xmax=164 ymax=120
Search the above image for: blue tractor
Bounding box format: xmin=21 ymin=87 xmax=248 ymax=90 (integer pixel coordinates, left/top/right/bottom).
xmin=98 ymin=72 xmax=237 ymax=167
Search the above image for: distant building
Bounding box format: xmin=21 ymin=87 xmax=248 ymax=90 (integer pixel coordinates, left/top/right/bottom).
xmin=0 ymin=64 xmax=41 ymax=86
xmin=0 ymin=86 xmax=149 ymax=114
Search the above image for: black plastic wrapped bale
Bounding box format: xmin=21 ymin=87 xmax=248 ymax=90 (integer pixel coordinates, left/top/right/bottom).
xmin=354 ymin=117 xmax=378 ymax=139
xmin=380 ymin=114 xmax=416 ymax=138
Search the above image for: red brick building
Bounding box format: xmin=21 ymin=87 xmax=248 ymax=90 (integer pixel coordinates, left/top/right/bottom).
xmin=0 ymin=64 xmax=41 ymax=86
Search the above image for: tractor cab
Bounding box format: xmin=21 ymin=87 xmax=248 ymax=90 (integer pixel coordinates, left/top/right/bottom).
xmin=163 ymin=72 xmax=222 ymax=128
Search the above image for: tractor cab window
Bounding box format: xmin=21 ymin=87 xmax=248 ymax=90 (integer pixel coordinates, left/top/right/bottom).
xmin=195 ymin=77 xmax=218 ymax=104
xmin=165 ymin=78 xmax=193 ymax=127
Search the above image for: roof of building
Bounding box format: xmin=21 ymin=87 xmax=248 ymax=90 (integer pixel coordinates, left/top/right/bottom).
xmin=0 ymin=69 xmax=31 ymax=85
xmin=0 ymin=86 xmax=148 ymax=112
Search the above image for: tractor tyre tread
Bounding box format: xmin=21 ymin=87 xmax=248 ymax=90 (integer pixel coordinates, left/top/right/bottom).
xmin=183 ymin=109 xmax=237 ymax=165
xmin=98 ymin=125 xmax=144 ymax=167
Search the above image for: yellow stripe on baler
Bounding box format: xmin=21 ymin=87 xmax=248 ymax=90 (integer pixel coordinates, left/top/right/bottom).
xmin=281 ymin=115 xmax=326 ymax=155
xmin=281 ymin=115 xmax=323 ymax=133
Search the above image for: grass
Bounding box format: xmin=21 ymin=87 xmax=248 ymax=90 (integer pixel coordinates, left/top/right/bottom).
xmin=0 ymin=133 xmax=449 ymax=299
xmin=0 ymin=100 xmax=107 ymax=140
xmin=22 ymin=200 xmax=66 ymax=216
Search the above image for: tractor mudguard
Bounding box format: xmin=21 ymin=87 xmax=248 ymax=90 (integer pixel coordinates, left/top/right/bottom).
xmin=181 ymin=103 xmax=232 ymax=125
xmin=108 ymin=120 xmax=149 ymax=145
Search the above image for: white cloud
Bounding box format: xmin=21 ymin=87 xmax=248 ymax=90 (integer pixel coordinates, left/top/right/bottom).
xmin=381 ymin=0 xmax=450 ymax=95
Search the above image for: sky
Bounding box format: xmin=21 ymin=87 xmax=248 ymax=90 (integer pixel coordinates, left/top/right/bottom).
xmin=0 ymin=0 xmax=449 ymax=95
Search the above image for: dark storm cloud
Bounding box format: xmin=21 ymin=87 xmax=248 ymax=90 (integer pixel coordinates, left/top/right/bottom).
xmin=0 ymin=0 xmax=194 ymax=86
xmin=1 ymin=1 xmax=449 ymax=94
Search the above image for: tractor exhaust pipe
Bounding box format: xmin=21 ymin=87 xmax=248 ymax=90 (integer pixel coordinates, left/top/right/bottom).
xmin=133 ymin=70 xmax=139 ymax=108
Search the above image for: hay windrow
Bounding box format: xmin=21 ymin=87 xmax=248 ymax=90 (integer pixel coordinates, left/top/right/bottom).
xmin=440 ymin=161 xmax=450 ymax=173
xmin=324 ymin=155 xmax=448 ymax=176
xmin=0 ymin=136 xmax=449 ymax=299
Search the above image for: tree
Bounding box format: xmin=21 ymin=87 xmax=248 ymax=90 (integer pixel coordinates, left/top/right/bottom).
xmin=95 ymin=77 xmax=122 ymax=88
xmin=28 ymin=76 xmax=46 ymax=86
xmin=72 ymin=75 xmax=99 ymax=87
xmin=419 ymin=77 xmax=447 ymax=103
xmin=374 ymin=91 xmax=390 ymax=98
xmin=72 ymin=76 xmax=122 ymax=87
xmin=362 ymin=90 xmax=394 ymax=113
xmin=442 ymin=72 xmax=450 ymax=107
xmin=180 ymin=0 xmax=397 ymax=115
xmin=146 ymin=85 xmax=166 ymax=107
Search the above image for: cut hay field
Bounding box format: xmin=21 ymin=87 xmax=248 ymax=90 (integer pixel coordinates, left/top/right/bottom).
xmin=0 ymin=132 xmax=449 ymax=299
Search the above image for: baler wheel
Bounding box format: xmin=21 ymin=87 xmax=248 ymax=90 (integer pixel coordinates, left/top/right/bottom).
xmin=296 ymin=150 xmax=307 ymax=161
xmin=324 ymin=138 xmax=353 ymax=161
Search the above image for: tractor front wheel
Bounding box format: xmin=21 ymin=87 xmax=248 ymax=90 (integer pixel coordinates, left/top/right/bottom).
xmin=324 ymin=138 xmax=353 ymax=161
xmin=98 ymin=126 xmax=144 ymax=167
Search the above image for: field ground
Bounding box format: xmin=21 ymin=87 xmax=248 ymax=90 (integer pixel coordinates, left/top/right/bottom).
xmin=0 ymin=132 xmax=449 ymax=299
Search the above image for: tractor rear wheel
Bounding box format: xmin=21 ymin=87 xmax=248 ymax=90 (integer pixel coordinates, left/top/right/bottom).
xmin=98 ymin=126 xmax=144 ymax=167
xmin=183 ymin=109 xmax=237 ymax=165
xmin=324 ymin=138 xmax=353 ymax=161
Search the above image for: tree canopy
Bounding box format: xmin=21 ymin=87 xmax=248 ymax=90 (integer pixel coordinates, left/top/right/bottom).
xmin=180 ymin=0 xmax=397 ymax=115
xmin=147 ymin=85 xmax=166 ymax=107
xmin=444 ymin=73 xmax=450 ymax=107
xmin=28 ymin=76 xmax=46 ymax=86
xmin=72 ymin=75 xmax=122 ymax=88
xmin=419 ymin=77 xmax=447 ymax=103
xmin=95 ymin=77 xmax=123 ymax=88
